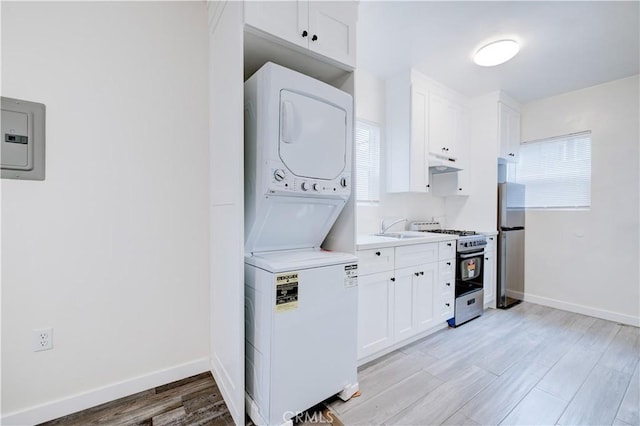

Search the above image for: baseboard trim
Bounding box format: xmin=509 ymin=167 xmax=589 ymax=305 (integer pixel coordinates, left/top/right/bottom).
xmin=1 ymin=357 xmax=210 ymax=426
xmin=524 ymin=293 xmax=640 ymax=327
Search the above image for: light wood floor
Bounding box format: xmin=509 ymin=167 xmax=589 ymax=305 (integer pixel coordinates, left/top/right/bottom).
xmin=327 ymin=302 xmax=640 ymax=426
xmin=39 ymin=303 xmax=639 ymax=426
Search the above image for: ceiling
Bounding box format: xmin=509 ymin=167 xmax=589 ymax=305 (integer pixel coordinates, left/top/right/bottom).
xmin=357 ymin=1 xmax=640 ymax=103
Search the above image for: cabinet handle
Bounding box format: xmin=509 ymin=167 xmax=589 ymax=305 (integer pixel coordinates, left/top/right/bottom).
xmin=447 ymin=243 xmax=452 ymax=247
xmin=311 ymin=34 xmax=318 ymax=41
xmin=375 ymin=251 xmax=381 ymax=256
xmin=458 ymin=188 xmax=463 ymax=191
xmin=301 ymin=30 xmax=308 ymax=37
xmin=390 ymin=277 xmax=396 ymax=282
xmin=445 ymin=303 xmax=450 ymax=307
xmin=414 ymin=272 xmax=420 ymax=277
xmin=446 ymin=282 xmax=451 ymax=286
xmin=486 ymin=257 xmax=489 ymax=261
xmin=426 ymin=184 xmax=430 ymax=188
xmin=420 ymin=271 xmax=424 ymax=275
xmin=509 ymin=153 xmax=515 ymax=157
xmin=489 ymin=237 xmax=494 ymax=241
xmin=446 ymin=262 xmax=451 ymax=266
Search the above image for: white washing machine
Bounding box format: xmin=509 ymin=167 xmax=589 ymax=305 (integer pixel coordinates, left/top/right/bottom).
xmin=245 ymin=249 xmax=358 ymax=426
xmin=243 ymin=63 xmax=358 ymax=425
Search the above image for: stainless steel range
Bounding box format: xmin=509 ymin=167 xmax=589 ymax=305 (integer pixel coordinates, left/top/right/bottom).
xmin=410 ymin=223 xmax=487 ymax=327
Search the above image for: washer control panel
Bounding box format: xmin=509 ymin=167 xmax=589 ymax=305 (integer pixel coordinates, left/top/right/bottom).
xmin=265 ymin=162 xmax=350 ymax=198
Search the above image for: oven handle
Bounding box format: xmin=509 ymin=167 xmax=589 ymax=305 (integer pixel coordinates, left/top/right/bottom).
xmin=459 ymin=250 xmax=485 ymax=259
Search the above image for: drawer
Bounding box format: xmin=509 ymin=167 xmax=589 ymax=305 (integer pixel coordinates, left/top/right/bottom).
xmin=439 ymin=259 xmax=455 ymax=282
xmin=439 ymin=279 xmax=454 ymax=296
xmin=357 ymin=247 xmax=395 ymax=276
xmin=438 ymin=240 xmax=456 ymax=260
xmin=485 ymin=234 xmax=497 ymax=253
xmin=395 ymin=243 xmax=438 ymax=269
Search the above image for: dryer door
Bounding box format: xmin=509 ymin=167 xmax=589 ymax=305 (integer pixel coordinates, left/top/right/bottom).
xmin=279 ymin=90 xmax=347 ymax=180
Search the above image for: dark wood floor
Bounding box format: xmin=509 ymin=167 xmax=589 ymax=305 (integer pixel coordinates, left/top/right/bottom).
xmin=38 ymin=373 xmax=342 ymax=426
xmin=39 ymin=372 xmax=234 ymax=426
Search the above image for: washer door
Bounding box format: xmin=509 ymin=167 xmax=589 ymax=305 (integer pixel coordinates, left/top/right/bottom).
xmin=279 ymin=90 xmax=347 ymax=180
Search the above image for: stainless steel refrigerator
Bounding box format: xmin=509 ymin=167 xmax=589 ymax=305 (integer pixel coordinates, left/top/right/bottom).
xmin=497 ymin=182 xmax=525 ymax=309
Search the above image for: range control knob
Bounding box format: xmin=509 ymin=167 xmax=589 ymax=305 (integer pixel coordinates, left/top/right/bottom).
xmin=340 ymin=177 xmax=348 ymax=188
xmin=301 ymin=181 xmax=310 ymax=191
xmin=273 ymin=169 xmax=285 ymax=182
xmin=312 ymin=183 xmax=320 ymax=191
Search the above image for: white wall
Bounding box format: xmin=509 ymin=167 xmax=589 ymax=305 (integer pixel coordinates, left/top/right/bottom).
xmin=520 ymin=75 xmax=639 ymax=325
xmin=207 ymin=1 xmax=245 ymax=424
xmin=1 ymin=1 xmax=210 ymax=421
xmin=355 ymin=69 xmax=445 ymax=235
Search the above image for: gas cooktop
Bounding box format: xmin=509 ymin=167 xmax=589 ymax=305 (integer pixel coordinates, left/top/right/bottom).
xmin=426 ymin=229 xmax=480 ymax=237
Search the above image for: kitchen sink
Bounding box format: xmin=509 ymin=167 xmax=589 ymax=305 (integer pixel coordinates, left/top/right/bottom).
xmin=373 ymin=231 xmax=425 ymax=239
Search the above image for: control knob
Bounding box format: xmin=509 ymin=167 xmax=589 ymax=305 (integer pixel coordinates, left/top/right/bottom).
xmin=273 ymin=169 xmax=285 ymax=182
xmin=301 ymin=181 xmax=310 ymax=191
xmin=313 ymin=183 xmax=320 ymax=191
xmin=340 ymin=177 xmax=348 ymax=188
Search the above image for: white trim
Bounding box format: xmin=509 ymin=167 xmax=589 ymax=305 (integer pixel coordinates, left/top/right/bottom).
xmin=524 ymin=293 xmax=640 ymax=327
xmin=1 ymin=358 xmax=210 ymax=426
xmin=210 ymin=355 xmax=244 ymax=426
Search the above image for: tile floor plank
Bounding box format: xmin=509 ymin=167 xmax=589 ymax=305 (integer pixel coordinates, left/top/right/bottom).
xmin=575 ymin=318 xmax=622 ymax=353
xmin=339 ymin=370 xmax=442 ymax=425
xmin=600 ymin=325 xmax=640 ymax=375
xmin=498 ymin=388 xmax=567 ymax=425
xmin=535 ymin=348 xmax=602 ymax=401
xmin=617 ymin=363 xmax=640 ymax=425
xmin=557 ymin=364 xmax=631 ymax=426
xmin=460 ymin=358 xmax=549 ymax=425
xmin=329 ymin=352 xmax=436 ymax=415
xmin=384 ymin=365 xmax=496 ymax=426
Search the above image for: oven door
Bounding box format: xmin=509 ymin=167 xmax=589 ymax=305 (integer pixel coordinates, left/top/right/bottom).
xmin=459 ymin=251 xmax=484 ymax=282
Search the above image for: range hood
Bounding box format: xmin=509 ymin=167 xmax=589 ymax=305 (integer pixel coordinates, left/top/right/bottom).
xmin=428 ymin=154 xmax=462 ymax=174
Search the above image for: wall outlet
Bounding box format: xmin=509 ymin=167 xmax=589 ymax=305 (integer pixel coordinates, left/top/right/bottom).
xmin=33 ymin=328 xmax=53 ymax=351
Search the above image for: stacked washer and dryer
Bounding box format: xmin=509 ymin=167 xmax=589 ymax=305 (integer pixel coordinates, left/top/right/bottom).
xmin=243 ymin=63 xmax=359 ymax=426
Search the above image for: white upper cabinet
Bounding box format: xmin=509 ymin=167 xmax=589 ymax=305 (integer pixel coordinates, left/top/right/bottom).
xmin=307 ymin=2 xmax=357 ymax=67
xmin=428 ymin=92 xmax=462 ymax=161
xmin=386 ymin=69 xmax=470 ymax=193
xmin=386 ymin=72 xmax=429 ymax=193
xmin=498 ymin=101 xmax=521 ymax=162
xmin=244 ymin=1 xmax=358 ymax=68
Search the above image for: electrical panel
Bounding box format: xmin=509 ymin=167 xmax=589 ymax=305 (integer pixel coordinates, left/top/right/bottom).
xmin=1 ymin=97 xmax=46 ymax=180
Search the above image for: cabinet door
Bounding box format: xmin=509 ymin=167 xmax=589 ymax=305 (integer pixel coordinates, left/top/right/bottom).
xmin=483 ymin=251 xmax=496 ymax=308
xmin=308 ymin=1 xmax=357 ymax=67
xmin=498 ymin=102 xmax=521 ymax=162
xmin=244 ymin=1 xmax=308 ymax=49
xmin=410 ymin=83 xmax=429 ymax=192
xmin=429 ymin=92 xmax=461 ymax=161
xmin=393 ymin=268 xmax=415 ymax=341
xmin=414 ymin=262 xmax=437 ymax=332
xmin=357 ymin=272 xmax=393 ymax=359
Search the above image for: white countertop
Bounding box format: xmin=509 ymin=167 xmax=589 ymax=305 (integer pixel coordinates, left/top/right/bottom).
xmin=357 ymin=232 xmax=458 ymax=250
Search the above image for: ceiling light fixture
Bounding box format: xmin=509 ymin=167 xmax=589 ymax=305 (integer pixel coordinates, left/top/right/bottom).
xmin=474 ymin=39 xmax=520 ymax=67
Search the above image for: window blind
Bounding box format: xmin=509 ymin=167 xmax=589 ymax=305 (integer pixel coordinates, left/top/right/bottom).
xmin=355 ymin=120 xmax=380 ymax=203
xmin=515 ymin=131 xmax=591 ymax=209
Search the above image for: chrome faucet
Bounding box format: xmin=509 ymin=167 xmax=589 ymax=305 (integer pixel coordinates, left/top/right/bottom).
xmin=380 ymin=218 xmax=408 ymax=234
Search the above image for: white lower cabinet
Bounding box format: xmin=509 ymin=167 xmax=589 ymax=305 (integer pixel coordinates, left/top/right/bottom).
xmin=483 ymin=234 xmax=497 ymax=308
xmin=357 ymin=240 xmax=455 ymax=361
xmin=357 ymin=272 xmax=394 ymax=357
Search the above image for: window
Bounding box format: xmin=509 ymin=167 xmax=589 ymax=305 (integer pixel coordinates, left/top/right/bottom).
xmin=355 ymin=120 xmax=381 ymax=203
xmin=514 ymin=131 xmax=591 ymax=209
